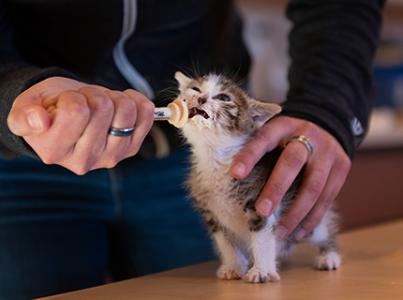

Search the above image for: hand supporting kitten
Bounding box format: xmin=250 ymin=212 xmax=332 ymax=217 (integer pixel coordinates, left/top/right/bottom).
xmin=231 ymin=116 xmax=351 ymax=242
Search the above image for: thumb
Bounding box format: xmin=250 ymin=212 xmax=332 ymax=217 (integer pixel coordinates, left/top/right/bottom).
xmin=7 ymin=104 xmax=51 ymax=137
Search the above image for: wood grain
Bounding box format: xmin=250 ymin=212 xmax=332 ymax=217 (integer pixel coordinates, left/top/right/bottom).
xmin=41 ymin=220 xmax=403 ymax=300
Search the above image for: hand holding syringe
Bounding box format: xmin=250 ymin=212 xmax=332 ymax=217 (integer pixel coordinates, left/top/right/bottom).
xmin=7 ymin=77 xmax=189 ymax=175
xmin=153 ymin=98 xmax=188 ymax=128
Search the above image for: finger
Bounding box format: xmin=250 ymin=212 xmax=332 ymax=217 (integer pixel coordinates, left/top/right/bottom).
xmin=71 ymin=87 xmax=114 ymax=170
xmin=231 ymin=118 xmax=295 ymax=179
xmin=123 ymin=89 xmax=155 ymax=157
xmin=275 ymin=155 xmax=333 ymax=240
xmin=7 ymin=103 xmax=51 ymax=136
xmin=295 ymin=159 xmax=350 ymax=240
xmin=255 ymin=141 xmax=309 ymax=217
xmin=101 ymin=90 xmax=138 ymax=167
xmin=26 ymin=91 xmax=90 ymax=164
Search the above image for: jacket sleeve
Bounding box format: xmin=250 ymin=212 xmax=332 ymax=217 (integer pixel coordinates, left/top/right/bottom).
xmin=282 ymin=0 xmax=385 ymax=158
xmin=0 ymin=0 xmax=76 ymax=159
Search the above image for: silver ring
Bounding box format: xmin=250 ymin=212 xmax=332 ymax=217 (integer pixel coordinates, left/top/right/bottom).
xmin=108 ymin=126 xmax=134 ymax=137
xmin=285 ymin=135 xmax=313 ymax=157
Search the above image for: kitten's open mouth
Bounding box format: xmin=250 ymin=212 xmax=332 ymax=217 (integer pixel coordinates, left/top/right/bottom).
xmin=189 ymin=107 xmax=210 ymax=119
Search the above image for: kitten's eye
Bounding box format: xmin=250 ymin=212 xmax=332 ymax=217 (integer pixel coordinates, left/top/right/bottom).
xmin=214 ymin=93 xmax=231 ymax=102
xmin=191 ymin=86 xmax=201 ymax=93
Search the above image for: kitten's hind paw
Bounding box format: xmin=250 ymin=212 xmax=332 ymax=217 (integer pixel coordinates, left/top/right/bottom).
xmin=314 ymin=251 xmax=341 ymax=270
xmin=216 ymin=265 xmax=243 ymax=280
xmin=243 ymin=267 xmax=280 ymax=283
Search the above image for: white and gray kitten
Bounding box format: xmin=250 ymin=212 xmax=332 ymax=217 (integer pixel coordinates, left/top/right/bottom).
xmin=175 ymin=72 xmax=341 ymax=283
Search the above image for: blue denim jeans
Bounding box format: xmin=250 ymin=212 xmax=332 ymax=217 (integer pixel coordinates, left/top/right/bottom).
xmin=0 ymin=147 xmax=214 ymax=299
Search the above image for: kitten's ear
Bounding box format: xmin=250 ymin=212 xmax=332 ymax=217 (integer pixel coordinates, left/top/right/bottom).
xmin=175 ymin=71 xmax=192 ymax=89
xmin=250 ymin=99 xmax=282 ymax=128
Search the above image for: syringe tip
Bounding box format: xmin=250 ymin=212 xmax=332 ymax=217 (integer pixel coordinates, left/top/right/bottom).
xmin=167 ymin=98 xmax=188 ymax=128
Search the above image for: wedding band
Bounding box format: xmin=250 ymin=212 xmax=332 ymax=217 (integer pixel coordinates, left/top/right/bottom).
xmin=108 ymin=126 xmax=134 ymax=137
xmin=285 ymin=135 xmax=313 ymax=156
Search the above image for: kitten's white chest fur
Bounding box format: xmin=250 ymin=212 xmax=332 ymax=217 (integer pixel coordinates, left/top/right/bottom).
xmin=184 ymin=126 xmax=251 ymax=238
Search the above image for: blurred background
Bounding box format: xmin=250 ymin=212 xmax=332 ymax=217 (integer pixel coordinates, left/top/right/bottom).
xmin=238 ymin=0 xmax=403 ymax=230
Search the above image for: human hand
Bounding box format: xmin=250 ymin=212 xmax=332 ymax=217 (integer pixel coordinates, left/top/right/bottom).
xmin=7 ymin=76 xmax=154 ymax=175
xmin=230 ymin=116 xmax=351 ymax=240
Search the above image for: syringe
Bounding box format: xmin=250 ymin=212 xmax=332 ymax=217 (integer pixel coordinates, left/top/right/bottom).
xmin=154 ymin=98 xmax=188 ymax=128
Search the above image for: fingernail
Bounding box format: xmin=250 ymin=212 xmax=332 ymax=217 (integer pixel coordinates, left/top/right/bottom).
xmin=232 ymin=163 xmax=245 ymax=177
xmin=275 ymin=225 xmax=288 ymax=239
xmin=295 ymin=229 xmax=306 ymax=241
xmin=27 ymin=111 xmax=43 ymax=130
xmin=257 ymin=199 xmax=272 ymax=216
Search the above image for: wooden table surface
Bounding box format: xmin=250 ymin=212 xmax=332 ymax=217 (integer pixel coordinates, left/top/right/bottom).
xmin=41 ymin=220 xmax=403 ymax=300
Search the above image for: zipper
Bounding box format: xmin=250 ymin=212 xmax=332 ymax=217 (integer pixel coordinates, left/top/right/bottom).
xmin=113 ymin=0 xmax=170 ymax=158
xmin=113 ymin=0 xmax=154 ymax=99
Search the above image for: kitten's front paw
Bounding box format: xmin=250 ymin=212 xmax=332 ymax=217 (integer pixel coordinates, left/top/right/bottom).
xmin=315 ymin=251 xmax=341 ymax=270
xmin=216 ymin=265 xmax=243 ymax=280
xmin=243 ymin=266 xmax=280 ymax=283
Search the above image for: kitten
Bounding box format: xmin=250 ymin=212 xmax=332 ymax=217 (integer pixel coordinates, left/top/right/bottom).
xmin=175 ymin=72 xmax=341 ymax=283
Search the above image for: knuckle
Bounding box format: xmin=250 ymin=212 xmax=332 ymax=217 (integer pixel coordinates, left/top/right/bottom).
xmin=58 ymin=90 xmax=76 ymax=100
xmin=66 ymin=100 xmax=90 ymax=120
xmin=124 ymin=151 xmax=137 ymax=160
xmin=102 ymin=151 xmax=124 ymax=169
xmin=302 ymin=219 xmax=317 ymax=234
xmin=71 ymin=163 xmax=91 ymax=176
xmin=283 ymin=148 xmax=306 ymax=169
xmin=253 ymin=126 xmax=270 ymax=142
xmin=78 ymin=86 xmax=95 ymax=94
xmin=128 ymin=89 xmax=149 ymax=100
xmin=6 ymin=111 xmax=16 ymax=129
xmin=116 ymin=97 xmax=137 ymax=120
xmin=59 ymin=90 xmax=82 ymax=102
xmin=306 ymin=178 xmax=324 ymax=196
xmin=315 ymin=167 xmax=328 ymax=179
xmin=71 ymin=167 xmax=89 ymax=176
xmin=128 ymin=143 xmax=141 ymax=156
xmin=70 ymin=156 xmax=96 ymax=176
xmin=41 ymin=155 xmax=55 ymax=165
xmin=238 ymin=147 xmax=256 ymax=161
xmin=93 ymin=95 xmax=113 ymax=114
xmin=40 ymin=151 xmax=61 ymax=165
xmin=282 ymin=213 xmax=299 ymax=230
xmin=107 ymin=161 xmax=118 ymax=169
xmin=104 ymin=157 xmax=119 ymax=169
xmin=119 ymin=96 xmax=137 ymax=112
xmin=236 ymin=143 xmax=263 ymax=165
xmin=270 ymin=181 xmax=285 ymax=197
xmin=304 ymin=122 xmax=317 ymax=134
xmin=321 ymin=138 xmax=334 ymax=152
xmin=59 ymin=92 xmax=89 ymax=119
xmin=123 ymin=88 xmax=139 ymax=97
xmin=123 ymin=89 xmax=152 ymax=105
xmin=138 ymin=100 xmax=155 ymax=116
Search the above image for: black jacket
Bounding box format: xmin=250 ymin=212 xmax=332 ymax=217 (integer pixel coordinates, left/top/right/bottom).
xmin=0 ymin=0 xmax=384 ymax=159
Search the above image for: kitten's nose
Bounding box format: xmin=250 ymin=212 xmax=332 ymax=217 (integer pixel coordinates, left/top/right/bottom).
xmin=198 ymin=97 xmax=207 ymax=105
